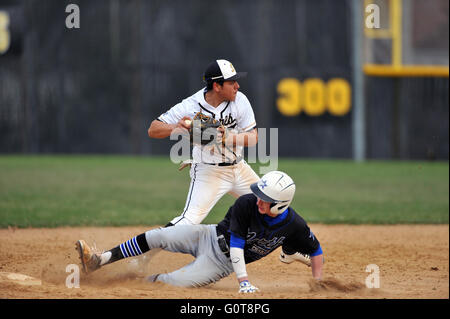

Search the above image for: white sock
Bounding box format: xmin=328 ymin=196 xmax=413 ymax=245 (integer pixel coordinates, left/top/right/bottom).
xmin=100 ymin=251 xmax=112 ymax=266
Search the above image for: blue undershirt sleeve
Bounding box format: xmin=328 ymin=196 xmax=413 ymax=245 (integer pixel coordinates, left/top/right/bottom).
xmin=310 ymin=244 xmax=323 ymax=257
xmin=230 ymin=232 xmax=246 ymax=249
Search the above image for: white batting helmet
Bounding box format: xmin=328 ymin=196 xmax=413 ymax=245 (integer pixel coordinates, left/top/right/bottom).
xmin=250 ymin=171 xmax=296 ymax=215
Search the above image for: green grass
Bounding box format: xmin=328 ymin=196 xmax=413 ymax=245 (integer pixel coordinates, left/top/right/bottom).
xmin=279 ymin=159 xmax=449 ymax=224
xmin=0 ymin=155 xmax=448 ymax=227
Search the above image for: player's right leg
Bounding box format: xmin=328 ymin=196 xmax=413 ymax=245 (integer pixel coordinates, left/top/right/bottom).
xmin=144 ymin=224 xmax=209 ymax=256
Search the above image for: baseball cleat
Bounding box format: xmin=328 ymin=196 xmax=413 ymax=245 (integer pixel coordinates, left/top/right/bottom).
xmin=279 ymin=251 xmax=311 ymax=267
xmin=75 ymin=240 xmax=101 ymax=274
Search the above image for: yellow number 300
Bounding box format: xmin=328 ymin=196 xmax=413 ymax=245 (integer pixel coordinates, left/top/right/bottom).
xmin=277 ymin=77 xmax=352 ymax=117
xmin=0 ymin=11 xmax=11 ymax=55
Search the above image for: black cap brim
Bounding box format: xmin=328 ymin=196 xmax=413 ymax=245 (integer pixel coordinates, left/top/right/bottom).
xmin=225 ymin=72 xmax=247 ymax=81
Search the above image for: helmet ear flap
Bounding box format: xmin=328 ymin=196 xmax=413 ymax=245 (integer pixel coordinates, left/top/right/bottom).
xmin=269 ymin=202 xmax=289 ymax=215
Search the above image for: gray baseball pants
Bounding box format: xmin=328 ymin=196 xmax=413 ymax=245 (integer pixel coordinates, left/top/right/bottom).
xmin=144 ymin=224 xmax=234 ymax=287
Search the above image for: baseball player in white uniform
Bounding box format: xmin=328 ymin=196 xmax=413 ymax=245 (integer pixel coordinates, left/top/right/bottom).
xmin=148 ymin=59 xmax=260 ymax=226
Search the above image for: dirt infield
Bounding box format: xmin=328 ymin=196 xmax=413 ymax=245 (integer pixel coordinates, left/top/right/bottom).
xmin=0 ymin=225 xmax=448 ymax=299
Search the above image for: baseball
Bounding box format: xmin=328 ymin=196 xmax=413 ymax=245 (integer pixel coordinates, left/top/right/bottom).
xmin=185 ymin=120 xmax=192 ymax=126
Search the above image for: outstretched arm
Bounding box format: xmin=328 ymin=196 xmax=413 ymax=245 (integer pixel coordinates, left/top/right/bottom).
xmin=311 ymin=254 xmax=324 ymax=280
xmin=148 ymin=117 xmax=192 ymax=139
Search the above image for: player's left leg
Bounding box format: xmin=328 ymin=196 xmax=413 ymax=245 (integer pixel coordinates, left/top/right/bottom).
xmin=228 ymin=160 xmax=260 ymax=197
xmin=148 ymin=254 xmax=232 ymax=287
xmin=76 ymin=225 xmax=214 ymax=274
xmin=76 ymin=232 xmax=152 ymax=274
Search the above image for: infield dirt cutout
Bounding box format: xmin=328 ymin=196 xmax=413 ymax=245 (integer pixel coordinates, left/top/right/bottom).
xmin=0 ymin=225 xmax=448 ymax=299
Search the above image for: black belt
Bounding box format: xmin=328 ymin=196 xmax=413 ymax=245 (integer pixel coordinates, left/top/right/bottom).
xmin=206 ymin=162 xmax=235 ymax=167
xmin=216 ymin=227 xmax=230 ymax=257
xmin=204 ymin=158 xmax=242 ymax=167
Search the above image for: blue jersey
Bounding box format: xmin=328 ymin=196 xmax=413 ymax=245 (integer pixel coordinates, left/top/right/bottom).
xmin=217 ymin=194 xmax=321 ymax=264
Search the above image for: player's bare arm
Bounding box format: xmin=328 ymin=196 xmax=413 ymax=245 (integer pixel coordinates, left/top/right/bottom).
xmin=311 ymin=254 xmax=324 ymax=280
xmin=221 ymin=127 xmax=258 ymax=147
xmin=148 ymin=116 xmax=192 ymax=139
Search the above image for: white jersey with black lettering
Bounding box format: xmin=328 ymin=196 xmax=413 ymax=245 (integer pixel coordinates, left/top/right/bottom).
xmin=156 ymin=87 xmax=260 ymax=225
xmin=158 ymin=88 xmax=256 ymax=164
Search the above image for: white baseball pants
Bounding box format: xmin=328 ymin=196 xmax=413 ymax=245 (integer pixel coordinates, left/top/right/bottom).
xmin=169 ymin=160 xmax=259 ymax=225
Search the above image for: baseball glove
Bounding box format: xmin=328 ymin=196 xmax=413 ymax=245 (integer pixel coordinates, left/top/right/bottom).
xmin=189 ymin=112 xmax=224 ymax=145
